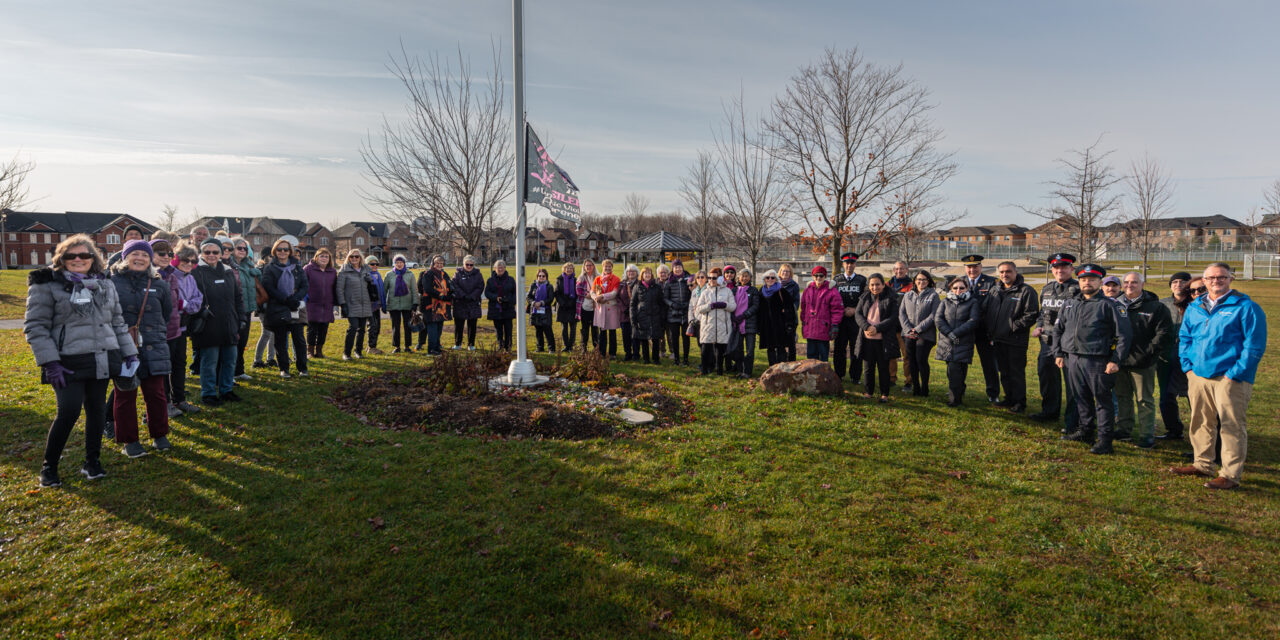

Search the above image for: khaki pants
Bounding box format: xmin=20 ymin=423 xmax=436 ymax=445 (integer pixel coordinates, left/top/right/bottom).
xmin=892 ymin=334 xmax=911 ymax=384
xmin=1187 ymin=372 xmax=1251 ymax=482
xmin=1115 ymin=365 xmax=1157 ymax=442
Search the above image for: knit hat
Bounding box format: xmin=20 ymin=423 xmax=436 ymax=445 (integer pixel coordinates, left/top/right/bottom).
xmin=1169 ymin=271 xmax=1192 ymax=284
xmin=200 ymin=238 xmax=225 ymax=252
xmin=121 ymin=238 xmax=154 ymax=259
xmin=671 ymin=258 xmax=683 ymax=268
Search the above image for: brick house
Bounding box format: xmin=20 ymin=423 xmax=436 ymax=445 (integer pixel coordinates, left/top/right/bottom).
xmin=2 ymin=210 xmax=156 ymax=269
xmin=935 ymin=224 xmax=1028 ymax=250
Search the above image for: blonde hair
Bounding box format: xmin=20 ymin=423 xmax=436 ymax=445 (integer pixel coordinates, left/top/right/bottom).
xmin=345 ymin=248 xmax=364 ymax=262
xmin=51 ymin=234 xmax=106 ymax=274
xmin=640 ymin=266 xmax=655 ymax=280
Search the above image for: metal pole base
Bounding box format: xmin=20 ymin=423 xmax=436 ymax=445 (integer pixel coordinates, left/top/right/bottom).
xmin=496 ymin=359 xmax=547 ymax=387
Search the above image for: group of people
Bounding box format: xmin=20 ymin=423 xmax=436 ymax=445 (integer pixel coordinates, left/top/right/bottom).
xmin=23 ymin=226 xmax=1268 ymax=490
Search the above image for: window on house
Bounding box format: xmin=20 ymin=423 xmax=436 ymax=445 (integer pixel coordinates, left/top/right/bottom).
xmin=356 ymin=237 xmax=365 ymax=246
xmin=320 ymin=237 xmax=329 ymax=246
xmin=106 ymin=234 xmax=121 ymax=244
xmin=61 ymin=234 xmax=68 ymax=241
xmin=29 ymin=233 xmax=38 ymax=243
xmin=44 ymin=233 xmax=51 ymax=243
xmin=6 ymin=233 xmax=14 ymax=241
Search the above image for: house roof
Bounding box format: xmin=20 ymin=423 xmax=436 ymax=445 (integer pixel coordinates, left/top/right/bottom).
xmin=3 ymin=210 xmax=155 ymax=235
xmin=614 ymin=231 xmax=700 ymax=252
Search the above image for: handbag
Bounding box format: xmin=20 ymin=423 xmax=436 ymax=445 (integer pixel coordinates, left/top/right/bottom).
xmin=127 ymin=285 xmax=151 ymax=348
xmin=408 ymin=311 xmax=426 ymax=333
xmin=255 ymin=279 xmax=269 ymax=307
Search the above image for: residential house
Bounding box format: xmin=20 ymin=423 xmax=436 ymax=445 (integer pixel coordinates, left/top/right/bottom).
xmin=935 ymin=224 xmax=1028 ymax=250
xmin=1 ymin=210 xmax=156 ymax=268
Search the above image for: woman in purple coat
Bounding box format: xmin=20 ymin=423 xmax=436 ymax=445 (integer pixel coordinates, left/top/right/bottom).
xmin=303 ymin=248 xmax=337 ymax=358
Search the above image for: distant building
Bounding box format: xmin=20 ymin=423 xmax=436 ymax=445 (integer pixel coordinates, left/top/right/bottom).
xmin=2 ymin=210 xmax=157 ymax=268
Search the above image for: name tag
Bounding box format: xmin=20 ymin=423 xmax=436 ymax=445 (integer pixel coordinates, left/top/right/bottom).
xmin=214 ymin=279 xmax=225 ymax=284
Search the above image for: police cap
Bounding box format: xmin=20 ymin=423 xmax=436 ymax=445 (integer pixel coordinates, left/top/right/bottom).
xmin=1048 ymin=252 xmax=1076 ymax=267
xmin=840 ymin=252 xmax=860 ymax=263
xmin=1075 ymin=263 xmax=1106 ymax=279
xmin=961 ymin=254 xmax=983 ymax=266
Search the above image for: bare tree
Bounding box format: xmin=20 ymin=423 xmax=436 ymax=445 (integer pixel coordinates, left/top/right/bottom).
xmin=678 ymin=150 xmax=719 ymax=268
xmin=620 ymin=192 xmax=651 ymax=218
xmin=766 ymin=48 xmax=957 ymax=271
xmin=882 ymin=186 xmax=963 ymax=265
xmin=158 ymin=204 xmax=181 ymax=232
xmin=1016 ymin=136 xmax=1124 ymax=263
xmin=0 ymin=153 xmax=36 ymax=270
xmin=1124 ymin=153 xmax=1176 ymax=277
xmin=712 ymin=91 xmax=789 ymax=274
xmin=359 ymin=44 xmax=512 ymax=259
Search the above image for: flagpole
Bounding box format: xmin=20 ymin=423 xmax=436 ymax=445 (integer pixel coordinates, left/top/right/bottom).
xmin=506 ymin=0 xmax=536 ymax=384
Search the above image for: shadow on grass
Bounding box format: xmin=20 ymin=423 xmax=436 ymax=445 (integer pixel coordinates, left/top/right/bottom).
xmin=78 ymin=383 xmax=755 ymax=638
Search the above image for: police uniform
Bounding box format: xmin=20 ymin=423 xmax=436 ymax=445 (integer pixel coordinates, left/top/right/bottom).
xmin=960 ymin=254 xmax=1000 ymax=401
xmin=1053 ymin=264 xmax=1132 ymax=454
xmin=1033 ymin=253 xmax=1080 ymax=428
xmin=832 ymin=252 xmax=866 ymax=381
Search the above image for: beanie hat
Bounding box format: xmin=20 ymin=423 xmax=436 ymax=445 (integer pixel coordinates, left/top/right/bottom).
xmin=121 ymin=238 xmax=154 ymax=259
xmin=201 ymin=238 xmax=225 ymax=252
xmin=1170 ymin=271 xmax=1192 ymax=284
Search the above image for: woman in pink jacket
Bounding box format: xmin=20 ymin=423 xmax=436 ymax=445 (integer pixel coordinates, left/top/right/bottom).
xmin=799 ymin=265 xmax=843 ymax=362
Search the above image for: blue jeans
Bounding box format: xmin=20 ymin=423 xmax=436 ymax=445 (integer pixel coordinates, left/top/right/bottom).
xmin=806 ymin=339 xmax=830 ymax=362
xmin=426 ymin=321 xmax=443 ymax=353
xmin=199 ymin=344 xmax=237 ymax=399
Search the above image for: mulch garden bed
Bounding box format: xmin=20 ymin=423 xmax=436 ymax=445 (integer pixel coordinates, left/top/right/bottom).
xmin=330 ymin=350 xmax=694 ymax=440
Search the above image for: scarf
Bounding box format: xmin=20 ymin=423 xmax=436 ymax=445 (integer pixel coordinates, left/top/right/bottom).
xmin=561 ymin=273 xmax=577 ymax=298
xmin=393 ymin=267 xmax=409 ymax=297
xmin=534 ymin=281 xmax=550 ymax=304
xmin=734 ymin=285 xmax=750 ymax=332
xmin=946 ymin=291 xmax=970 ymax=302
xmin=594 ymin=273 xmax=620 ymax=295
xmin=276 ymin=261 xmax=297 ymax=298
xmin=762 ymin=281 xmax=782 ymax=297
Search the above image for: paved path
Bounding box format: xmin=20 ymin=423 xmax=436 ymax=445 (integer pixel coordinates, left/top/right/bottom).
xmin=0 ymin=319 xmax=24 ymax=330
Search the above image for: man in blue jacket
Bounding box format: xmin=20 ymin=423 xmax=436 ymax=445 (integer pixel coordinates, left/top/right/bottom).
xmin=1170 ymin=263 xmax=1267 ymax=489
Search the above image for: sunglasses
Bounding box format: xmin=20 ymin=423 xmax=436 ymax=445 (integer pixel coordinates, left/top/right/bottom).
xmin=202 ymin=250 xmax=221 ymax=256
xmin=154 ymin=251 xmax=171 ymax=257
xmin=764 ymin=276 xmax=776 ymax=280
xmin=64 ymin=252 xmax=95 ymax=261
xmin=179 ymin=258 xmax=198 ymax=264
xmin=1191 ymin=287 xmax=1207 ymax=295
xmin=235 ymin=246 xmax=248 ymax=251
xmin=275 ymin=248 xmax=291 ymax=253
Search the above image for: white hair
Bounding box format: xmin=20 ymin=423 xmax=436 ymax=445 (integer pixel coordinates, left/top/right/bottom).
xmin=624 ymin=263 xmax=639 ymax=274
xmin=1123 ymin=271 xmax=1145 ymax=284
xmin=763 ymin=269 xmax=778 ymax=279
xmin=493 ymin=259 xmax=506 ymax=269
xmin=462 ymin=255 xmax=476 ymax=265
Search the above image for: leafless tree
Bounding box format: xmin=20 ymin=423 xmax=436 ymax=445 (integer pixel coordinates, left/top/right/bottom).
xmin=359 ymin=44 xmax=512 ymax=259
xmin=158 ymin=204 xmax=181 ymax=232
xmin=0 ymin=153 xmax=36 ymax=269
xmin=1124 ymin=153 xmax=1176 ymax=277
xmin=881 ymin=185 xmax=963 ymax=264
xmin=620 ymin=192 xmax=650 ymax=218
xmin=766 ymin=48 xmax=957 ymax=271
xmin=678 ymin=150 xmax=719 ymax=268
xmin=1016 ymin=136 xmax=1124 ymax=263
xmin=712 ymin=91 xmax=790 ymax=274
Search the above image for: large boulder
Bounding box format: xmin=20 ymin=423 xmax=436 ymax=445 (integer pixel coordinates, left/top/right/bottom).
xmin=759 ymin=359 xmax=843 ymax=396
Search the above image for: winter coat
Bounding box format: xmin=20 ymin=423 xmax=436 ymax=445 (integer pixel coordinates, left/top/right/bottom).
xmin=629 ymin=279 xmax=666 ymax=340
xmin=259 ymin=258 xmax=309 ymax=326
xmin=1053 ymin=293 xmax=1132 ymax=363
xmin=1037 ymin=278 xmax=1080 ymax=350
xmin=1116 ymin=290 xmax=1173 ymax=370
xmin=303 ymin=262 xmax=337 ymax=323
xmin=385 ymin=268 xmax=419 ymax=312
xmin=854 ymin=289 xmax=901 ymax=360
xmin=369 ymin=269 xmax=386 ymax=312
xmin=484 ymin=273 xmax=518 ymax=321
xmin=899 ymin=288 xmax=940 ymax=344
xmin=694 ymin=284 xmax=737 ymax=345
xmin=934 ymin=295 xmax=981 ymax=364
xmin=1178 ymin=290 xmax=1268 ymax=384
xmin=420 ymin=268 xmax=453 ymax=323
xmin=451 ymin=268 xmax=485 ymax=320
xmin=662 ymin=273 xmax=695 ymax=324
xmin=981 ymin=275 xmax=1040 ymax=347
xmin=234 ymin=257 xmax=262 ymax=314
xmin=591 ymin=274 xmax=623 ymax=330
xmin=110 ymin=265 xmax=173 ymax=378
xmin=780 ymin=278 xmax=801 ymax=310
xmin=833 ymin=272 xmax=867 ymax=309
xmin=619 ymin=278 xmax=640 ymax=324
xmin=758 ymin=285 xmax=798 ymax=349
xmin=554 ymin=272 xmax=579 ymax=323
xmin=1159 ymin=294 xmax=1191 ymax=363
xmin=189 ymin=261 xmax=246 ymax=350
xmin=25 ymin=268 xmax=138 ymax=381
xmin=576 ymin=272 xmax=597 ymax=315
xmin=336 ymin=263 xmax=375 ymax=319
xmin=687 ymin=284 xmax=707 ymax=325
xmin=158 ymin=266 xmax=182 ymax=340
xmin=799 ymin=280 xmax=843 ymax=341
xmin=734 ymin=285 xmax=761 ymax=335
xmin=528 ymin=282 xmax=554 ymax=327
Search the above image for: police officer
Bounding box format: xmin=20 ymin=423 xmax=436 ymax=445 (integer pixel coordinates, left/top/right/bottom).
xmin=832 ymin=252 xmax=866 ymax=384
xmin=1030 ymin=253 xmax=1080 ymax=429
xmin=1053 ymin=264 xmax=1132 ymax=455
xmin=981 ymin=261 xmax=1040 ymax=413
xmin=960 ymin=254 xmax=1000 ymax=402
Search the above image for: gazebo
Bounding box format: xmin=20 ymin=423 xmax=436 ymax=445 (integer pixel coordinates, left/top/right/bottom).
xmin=613 ymin=231 xmax=703 ymax=266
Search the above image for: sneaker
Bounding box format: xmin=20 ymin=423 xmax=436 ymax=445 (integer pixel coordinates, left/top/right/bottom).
xmin=235 ymin=373 xmax=252 ymax=381
xmin=201 ymin=395 xmax=222 ymax=407
xmin=177 ymin=401 xmax=202 ymax=414
xmin=451 ymin=345 xmax=460 ymax=350
xmin=280 ymin=371 xmax=292 ymax=378
xmin=121 ymin=442 xmax=149 ymax=458
xmin=103 ymin=419 xmax=115 ymax=439
xmin=167 ymin=403 xmax=183 ymax=419
xmin=153 ymin=436 xmax=172 ymax=451
xmin=391 ymin=347 xmax=402 ymax=354
xmin=81 ymin=459 xmax=107 ymax=480
xmin=468 ymin=345 xmax=476 ymax=352
xmin=251 ymin=361 xmax=266 ymax=369
xmin=353 ymin=352 xmax=363 ymax=359
xmin=265 ymin=360 xmax=278 ymax=367
xmin=39 ymin=467 xmax=62 ymax=488
xmin=219 ymin=391 xmax=243 ymax=403
xmin=297 ymin=370 xmax=309 ymax=377
xmin=342 ymin=354 xmax=351 ymax=361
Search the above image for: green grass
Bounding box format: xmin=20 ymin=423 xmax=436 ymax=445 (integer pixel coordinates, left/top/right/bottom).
xmin=2 ymin=282 xmax=1280 ymax=638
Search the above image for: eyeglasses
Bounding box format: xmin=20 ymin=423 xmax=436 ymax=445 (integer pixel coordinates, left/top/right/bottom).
xmin=275 ymin=248 xmax=291 ymax=253
xmin=235 ymin=246 xmax=248 ymax=251
xmin=64 ymin=252 xmax=94 ymax=261
xmin=1203 ymin=276 xmax=1230 ymax=281
xmin=1191 ymin=287 xmax=1207 ymax=295
xmin=764 ymin=276 xmax=776 ymax=280
xmin=202 ymin=250 xmax=221 ymax=256
xmin=154 ymin=251 xmax=171 ymax=257
xmin=179 ymin=258 xmax=198 ymax=264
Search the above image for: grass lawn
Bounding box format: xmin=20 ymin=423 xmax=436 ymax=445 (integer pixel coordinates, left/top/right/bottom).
xmin=1 ymin=280 xmax=1279 ymax=638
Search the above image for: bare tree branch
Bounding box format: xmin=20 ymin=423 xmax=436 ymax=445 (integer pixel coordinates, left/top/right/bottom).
xmin=620 ymin=192 xmax=650 ymax=218
xmin=1015 ymin=136 xmax=1125 ymax=262
xmin=159 ymin=204 xmax=180 ymax=232
xmin=358 ymin=43 xmax=513 ymax=259
xmin=0 ymin=153 xmax=36 ymax=212
xmin=677 ymin=150 xmax=719 ymax=267
xmin=766 ymin=47 xmax=957 ymax=271
xmin=882 ymin=185 xmax=964 ymax=264
xmin=712 ymin=90 xmax=790 ymax=275
xmin=1124 ymin=153 xmax=1176 ymax=276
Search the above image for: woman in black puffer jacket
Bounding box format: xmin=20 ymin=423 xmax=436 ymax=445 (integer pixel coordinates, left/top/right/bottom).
xmin=629 ymin=266 xmax=666 ymax=363
xmin=934 ymin=277 xmax=982 ymax=407
xmin=662 ymin=259 xmax=694 ymax=365
xmin=109 ymin=240 xmax=174 ymax=458
xmin=259 ymin=238 xmax=310 ymax=377
xmin=190 ymin=238 xmax=247 ymax=407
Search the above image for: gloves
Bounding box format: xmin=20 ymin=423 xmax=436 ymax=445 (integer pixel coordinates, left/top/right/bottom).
xmin=124 ymin=354 xmax=139 ymax=366
xmin=711 ymin=301 xmax=727 ymax=309
xmin=341 ymin=305 xmax=350 ymax=318
xmin=43 ymin=361 xmax=74 ymax=389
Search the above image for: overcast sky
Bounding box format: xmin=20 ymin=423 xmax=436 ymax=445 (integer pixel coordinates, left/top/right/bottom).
xmin=3 ymin=0 xmax=1277 ymax=230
